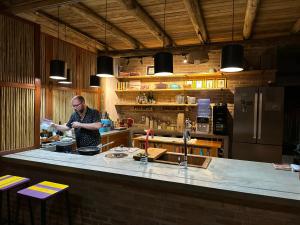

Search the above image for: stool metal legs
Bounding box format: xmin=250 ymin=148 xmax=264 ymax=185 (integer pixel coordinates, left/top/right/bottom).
xmin=65 ymin=191 xmax=72 ymax=225
xmin=7 ymin=191 xmax=10 ymax=225
xmin=40 ymin=201 xmax=46 ymax=225
xmin=0 ymin=192 xmax=2 ymax=225
xmin=15 ymin=197 xmax=34 ymax=225
xmin=0 ymin=191 xmax=11 ymax=225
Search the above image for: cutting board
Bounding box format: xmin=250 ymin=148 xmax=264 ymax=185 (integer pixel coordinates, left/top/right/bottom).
xmin=133 ymin=148 xmax=167 ymax=162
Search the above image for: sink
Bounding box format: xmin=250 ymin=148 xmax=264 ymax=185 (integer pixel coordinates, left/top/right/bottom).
xmin=154 ymin=152 xmax=211 ymax=169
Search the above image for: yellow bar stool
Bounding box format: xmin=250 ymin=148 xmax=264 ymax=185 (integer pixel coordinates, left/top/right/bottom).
xmin=0 ymin=175 xmax=30 ymax=225
xmin=15 ymin=181 xmax=72 ymax=225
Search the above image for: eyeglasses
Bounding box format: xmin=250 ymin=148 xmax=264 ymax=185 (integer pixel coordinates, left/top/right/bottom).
xmin=72 ymin=102 xmax=82 ymax=108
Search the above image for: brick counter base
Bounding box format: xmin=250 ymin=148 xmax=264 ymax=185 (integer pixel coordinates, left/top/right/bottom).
xmin=1 ymin=160 xmax=299 ymax=225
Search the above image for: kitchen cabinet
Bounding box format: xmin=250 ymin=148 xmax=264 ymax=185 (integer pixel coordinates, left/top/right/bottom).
xmin=100 ymin=130 xmax=131 ymax=152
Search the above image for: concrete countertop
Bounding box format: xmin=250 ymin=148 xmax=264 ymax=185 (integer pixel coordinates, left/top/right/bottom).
xmin=3 ymin=149 xmax=300 ymax=203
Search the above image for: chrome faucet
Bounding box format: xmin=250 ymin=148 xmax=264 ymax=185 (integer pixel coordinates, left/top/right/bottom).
xmin=181 ymin=129 xmax=191 ymax=169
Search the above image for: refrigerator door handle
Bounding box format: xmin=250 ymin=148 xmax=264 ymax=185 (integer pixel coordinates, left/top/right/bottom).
xmin=253 ymin=92 xmax=258 ymax=139
xmin=258 ymin=92 xmax=263 ymax=140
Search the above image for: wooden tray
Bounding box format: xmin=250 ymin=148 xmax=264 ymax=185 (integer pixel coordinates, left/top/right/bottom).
xmin=133 ymin=148 xmax=167 ymax=162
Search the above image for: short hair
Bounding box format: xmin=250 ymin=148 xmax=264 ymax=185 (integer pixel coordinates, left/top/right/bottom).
xmin=72 ymin=95 xmax=85 ymax=103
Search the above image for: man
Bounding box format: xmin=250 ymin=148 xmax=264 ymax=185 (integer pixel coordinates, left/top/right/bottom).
xmin=53 ymin=95 xmax=102 ymax=147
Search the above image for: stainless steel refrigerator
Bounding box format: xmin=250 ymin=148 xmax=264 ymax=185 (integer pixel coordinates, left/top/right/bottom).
xmin=232 ymin=87 xmax=284 ymax=163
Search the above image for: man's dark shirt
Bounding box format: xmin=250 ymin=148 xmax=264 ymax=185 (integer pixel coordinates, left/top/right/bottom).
xmin=66 ymin=107 xmax=100 ymax=148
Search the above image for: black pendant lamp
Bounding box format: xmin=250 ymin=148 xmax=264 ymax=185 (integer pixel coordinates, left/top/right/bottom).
xmin=50 ymin=6 xmax=66 ymax=80
xmin=90 ymin=75 xmax=100 ymax=87
xmin=58 ymin=69 xmax=72 ymax=84
xmin=154 ymin=52 xmax=173 ymax=76
xmin=154 ymin=0 xmax=173 ymax=76
xmin=96 ymin=0 xmax=114 ymax=78
xmin=96 ymin=55 xmax=114 ymax=77
xmin=220 ymin=44 xmax=244 ymax=72
xmin=220 ymin=0 xmax=244 ymax=73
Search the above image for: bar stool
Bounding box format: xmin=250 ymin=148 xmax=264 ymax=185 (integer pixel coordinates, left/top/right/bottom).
xmin=16 ymin=181 xmax=72 ymax=225
xmin=0 ymin=175 xmax=30 ymax=225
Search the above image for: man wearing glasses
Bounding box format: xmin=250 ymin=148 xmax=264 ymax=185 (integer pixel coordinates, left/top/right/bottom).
xmin=52 ymin=95 xmax=102 ymax=147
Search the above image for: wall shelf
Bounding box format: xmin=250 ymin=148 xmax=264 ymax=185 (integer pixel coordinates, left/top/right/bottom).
xmin=116 ymin=88 xmax=229 ymax=93
xmin=115 ymin=103 xmax=198 ymax=107
xmin=116 ymin=70 xmax=275 ymax=81
xmin=116 ymin=73 xmax=222 ymax=80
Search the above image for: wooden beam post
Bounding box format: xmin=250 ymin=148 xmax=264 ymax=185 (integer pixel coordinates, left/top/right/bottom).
xmin=34 ymin=24 xmax=41 ymax=148
xmin=183 ymin=0 xmax=208 ymax=43
xmin=70 ymin=3 xmax=144 ymax=49
xmin=117 ymin=0 xmax=174 ymax=47
xmin=243 ymin=0 xmax=260 ymax=40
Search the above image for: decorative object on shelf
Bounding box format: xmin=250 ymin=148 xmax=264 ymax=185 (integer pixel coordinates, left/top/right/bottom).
xmin=196 ymin=80 xmax=204 ymax=89
xmin=206 ymin=79 xmax=214 ymax=89
xmin=184 ymin=80 xmax=193 ymax=88
xmin=216 ymin=78 xmax=227 ymax=88
xmin=220 ymin=0 xmax=244 ymax=72
xmin=130 ymin=72 xmax=141 ymax=76
xmin=50 ymin=6 xmax=66 ymax=80
xmin=146 ymin=65 xmax=155 ymax=75
xmin=155 ymin=82 xmax=168 ymax=89
xmin=90 ymin=75 xmax=100 ymax=87
xmin=59 ymin=69 xmax=72 ymax=84
xmin=169 ymin=83 xmax=181 ymax=89
xmin=96 ymin=0 xmax=114 ymax=78
xmin=154 ymin=0 xmax=173 ymax=76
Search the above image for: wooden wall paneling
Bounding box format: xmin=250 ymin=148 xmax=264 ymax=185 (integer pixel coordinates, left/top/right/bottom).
xmin=0 ymin=87 xmax=35 ymax=152
xmin=52 ymin=89 xmax=76 ymax=124
xmin=0 ymin=15 xmax=35 ymax=83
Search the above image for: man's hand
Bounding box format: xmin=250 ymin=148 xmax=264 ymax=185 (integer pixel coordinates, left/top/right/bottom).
xmin=71 ymin=122 xmax=82 ymax=128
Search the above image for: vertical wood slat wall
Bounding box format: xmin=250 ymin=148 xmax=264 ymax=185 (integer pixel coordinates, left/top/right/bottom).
xmin=40 ymin=33 xmax=101 ymax=125
xmin=0 ymin=15 xmax=36 ymax=152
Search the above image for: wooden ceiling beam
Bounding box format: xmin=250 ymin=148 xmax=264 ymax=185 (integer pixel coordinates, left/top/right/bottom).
xmin=1 ymin=0 xmax=81 ymax=14
xmin=243 ymin=0 xmax=260 ymax=39
xmin=69 ymin=3 xmax=144 ymax=49
xmin=183 ymin=0 xmax=208 ymax=43
xmin=37 ymin=11 xmax=114 ymax=50
xmin=104 ymin=35 xmax=300 ymax=57
xmin=291 ymin=18 xmax=300 ymax=33
xmin=116 ymin=0 xmax=174 ymax=47
xmin=19 ymin=10 xmax=110 ymax=52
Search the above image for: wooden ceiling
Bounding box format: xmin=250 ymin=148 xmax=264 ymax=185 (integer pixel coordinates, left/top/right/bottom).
xmin=2 ymin=0 xmax=300 ymax=54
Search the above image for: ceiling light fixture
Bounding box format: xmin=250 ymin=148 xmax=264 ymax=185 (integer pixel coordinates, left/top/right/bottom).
xmin=183 ymin=54 xmax=188 ymax=64
xmin=154 ymin=0 xmax=173 ymax=76
xmin=220 ymin=0 xmax=244 ymax=73
xmin=50 ymin=6 xmax=66 ymax=80
xmin=96 ymin=0 xmax=114 ymax=78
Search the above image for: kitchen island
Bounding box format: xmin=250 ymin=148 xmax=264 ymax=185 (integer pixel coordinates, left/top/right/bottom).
xmin=1 ymin=149 xmax=300 ymax=225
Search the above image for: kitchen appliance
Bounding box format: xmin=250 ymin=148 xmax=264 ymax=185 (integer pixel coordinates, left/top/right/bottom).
xmin=213 ymin=104 xmax=228 ymax=135
xmin=196 ymin=117 xmax=210 ymax=133
xmin=100 ymin=119 xmax=112 ymax=133
xmin=54 ymin=140 xmax=76 ymax=153
xmin=197 ymin=99 xmax=211 ymax=133
xmin=232 ymin=87 xmax=284 ymax=163
xmin=77 ymin=141 xmax=114 ymax=156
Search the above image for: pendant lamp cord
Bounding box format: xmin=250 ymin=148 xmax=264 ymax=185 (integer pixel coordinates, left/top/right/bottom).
xmin=57 ymin=6 xmax=60 ymax=59
xmin=105 ymin=0 xmax=107 ymax=51
xmin=163 ymin=0 xmax=166 ymax=48
xmin=232 ymin=0 xmax=234 ymax=41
